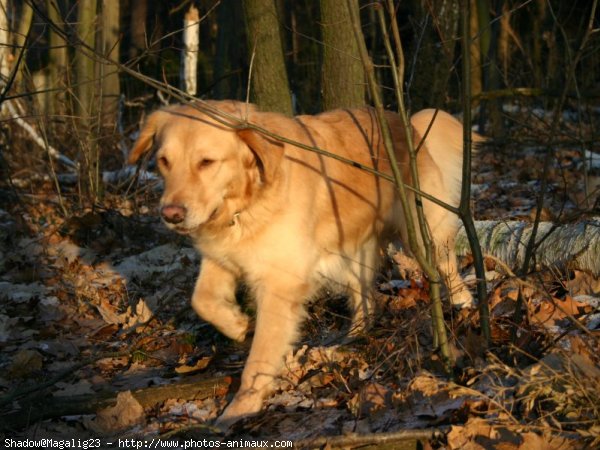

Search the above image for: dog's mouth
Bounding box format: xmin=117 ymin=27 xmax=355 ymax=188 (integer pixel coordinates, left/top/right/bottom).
xmin=171 ymin=226 xmax=195 ymax=235
xmin=169 ymin=206 xmax=220 ymax=235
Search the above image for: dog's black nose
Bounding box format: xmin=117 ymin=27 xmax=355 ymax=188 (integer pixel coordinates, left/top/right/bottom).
xmin=161 ymin=204 xmax=187 ymax=224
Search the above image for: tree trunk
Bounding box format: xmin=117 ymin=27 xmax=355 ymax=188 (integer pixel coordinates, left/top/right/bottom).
xmin=0 ymin=0 xmax=10 ymax=81
xmin=531 ymin=0 xmax=546 ymax=89
xmin=214 ymin=0 xmax=232 ymax=99
xmin=415 ymin=0 xmax=458 ymax=110
xmin=14 ymin=1 xmax=33 ymax=87
xmin=243 ymin=0 xmax=292 ymax=115
xmin=47 ymin=0 xmax=69 ymax=118
xmin=407 ymin=0 xmax=460 ymax=111
xmin=76 ymin=0 xmax=101 ymax=202
xmin=455 ymin=220 xmax=600 ymax=276
xmin=129 ymin=0 xmax=147 ymax=60
xmin=320 ymin=0 xmax=365 ymax=110
xmin=76 ymin=0 xmax=98 ymax=121
xmin=99 ymin=0 xmax=120 ymax=128
xmin=214 ymin=0 xmax=244 ymax=100
xmin=181 ymin=4 xmax=200 ymax=96
xmin=498 ymin=1 xmax=510 ymax=81
xmin=478 ymin=0 xmax=503 ymax=136
xmin=469 ymin=0 xmax=481 ymax=107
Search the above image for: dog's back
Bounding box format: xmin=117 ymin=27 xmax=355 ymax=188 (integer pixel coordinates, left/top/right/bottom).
xmin=280 ymin=107 xmax=472 ymax=321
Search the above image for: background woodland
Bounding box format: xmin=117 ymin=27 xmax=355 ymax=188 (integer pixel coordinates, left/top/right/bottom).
xmin=0 ymin=1 xmax=599 ymax=448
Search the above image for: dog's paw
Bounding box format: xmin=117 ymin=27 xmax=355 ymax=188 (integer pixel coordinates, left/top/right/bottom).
xmin=224 ymin=315 xmax=250 ymax=343
xmin=215 ymin=391 xmax=263 ymax=430
xmin=211 ymin=313 xmax=250 ymax=343
xmin=450 ymin=289 xmax=475 ymax=309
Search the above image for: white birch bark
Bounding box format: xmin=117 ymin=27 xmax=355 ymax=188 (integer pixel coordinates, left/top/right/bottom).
xmin=0 ymin=0 xmax=11 ymax=80
xmin=455 ymin=220 xmax=600 ymax=276
xmin=181 ymin=5 xmax=200 ymax=96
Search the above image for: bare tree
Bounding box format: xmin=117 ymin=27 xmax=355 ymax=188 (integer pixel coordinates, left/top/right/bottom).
xmin=75 ymin=0 xmax=101 ymax=201
xmin=320 ymin=0 xmax=365 ymax=109
xmin=128 ymin=0 xmax=147 ymax=60
xmin=99 ymin=0 xmax=120 ymax=127
xmin=214 ymin=0 xmax=244 ymax=100
xmin=47 ymin=0 xmax=68 ymax=119
xmin=13 ymin=1 xmax=33 ymax=86
xmin=243 ymin=0 xmax=292 ymax=114
xmin=469 ymin=0 xmax=482 ymax=105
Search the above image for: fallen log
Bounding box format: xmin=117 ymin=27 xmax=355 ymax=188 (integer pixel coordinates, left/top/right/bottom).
xmin=0 ymin=375 xmax=231 ymax=431
xmin=455 ymin=219 xmax=600 ymax=276
xmin=295 ymin=427 xmax=449 ymax=450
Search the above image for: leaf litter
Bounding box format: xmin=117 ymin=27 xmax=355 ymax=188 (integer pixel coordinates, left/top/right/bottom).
xmin=1 ymin=103 xmax=600 ymax=448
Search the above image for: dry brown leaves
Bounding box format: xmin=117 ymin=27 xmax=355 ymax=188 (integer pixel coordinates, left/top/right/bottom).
xmin=1 ymin=127 xmax=600 ymax=449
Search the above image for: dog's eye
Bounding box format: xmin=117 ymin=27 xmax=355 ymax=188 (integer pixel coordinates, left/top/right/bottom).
xmin=157 ymin=156 xmax=170 ymax=170
xmin=197 ymin=159 xmax=215 ymax=169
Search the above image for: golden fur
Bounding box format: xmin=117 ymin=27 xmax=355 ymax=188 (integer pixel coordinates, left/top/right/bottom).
xmin=129 ymin=100 xmax=473 ymax=427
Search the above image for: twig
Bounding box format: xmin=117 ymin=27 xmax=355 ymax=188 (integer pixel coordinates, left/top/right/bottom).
xmin=295 ymin=427 xmax=449 ymax=449
xmin=378 ymin=0 xmax=452 ymax=366
xmin=1 ymin=100 xmax=78 ymax=170
xmin=245 ymin=37 xmax=257 ymax=115
xmin=459 ymin=0 xmax=490 ymax=345
xmin=37 ymin=111 xmax=68 ymax=216
xmin=0 ymin=351 xmax=129 ymax=408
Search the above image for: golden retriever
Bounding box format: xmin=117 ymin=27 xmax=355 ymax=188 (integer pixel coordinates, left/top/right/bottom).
xmin=129 ymin=100 xmax=473 ymax=427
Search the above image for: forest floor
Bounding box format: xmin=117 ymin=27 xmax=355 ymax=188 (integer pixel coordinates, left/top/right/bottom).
xmin=0 ymin=103 xmax=599 ymax=449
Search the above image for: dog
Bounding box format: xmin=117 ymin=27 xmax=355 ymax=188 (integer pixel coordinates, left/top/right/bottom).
xmin=129 ymin=100 xmax=473 ymax=427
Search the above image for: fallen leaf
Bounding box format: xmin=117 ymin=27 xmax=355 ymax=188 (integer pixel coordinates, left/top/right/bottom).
xmin=54 ymin=380 xmax=95 ymax=397
xmin=8 ymin=349 xmax=43 ymax=378
xmin=447 ymin=418 xmax=520 ymax=450
xmin=88 ymin=390 xmax=144 ymax=432
xmin=565 ymin=271 xmax=600 ymax=297
xmin=518 ymin=432 xmax=576 ymax=450
xmin=175 ymin=356 xmax=212 ymax=374
xmin=358 ymin=382 xmax=392 ymax=415
xmin=96 ymin=298 xmax=125 ymax=325
xmin=409 ymin=373 xmax=443 ymax=396
xmin=125 ymin=298 xmax=157 ymax=329
xmin=447 ymin=424 xmax=485 ymax=450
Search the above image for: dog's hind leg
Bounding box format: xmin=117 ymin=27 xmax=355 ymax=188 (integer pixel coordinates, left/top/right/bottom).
xmin=425 ymin=205 xmax=474 ymax=308
xmin=435 ymin=232 xmax=473 ymax=308
xmin=191 ymin=258 xmax=249 ymax=342
xmin=346 ymin=236 xmax=379 ymax=337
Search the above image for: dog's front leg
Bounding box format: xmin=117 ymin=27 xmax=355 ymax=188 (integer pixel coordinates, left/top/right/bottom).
xmin=216 ymin=278 xmax=307 ymax=428
xmin=191 ymin=258 xmax=249 ymax=342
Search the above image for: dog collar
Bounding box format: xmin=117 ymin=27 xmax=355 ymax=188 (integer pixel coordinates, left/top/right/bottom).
xmin=228 ymin=211 xmax=241 ymax=227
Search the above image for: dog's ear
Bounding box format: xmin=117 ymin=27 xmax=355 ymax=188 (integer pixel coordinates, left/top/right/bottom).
xmin=237 ymin=126 xmax=285 ymax=185
xmin=129 ymin=111 xmax=166 ymax=164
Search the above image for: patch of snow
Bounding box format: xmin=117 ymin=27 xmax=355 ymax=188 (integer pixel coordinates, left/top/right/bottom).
xmin=0 ymin=314 xmax=17 ymax=342
xmin=115 ymin=244 xmax=198 ymax=282
xmin=0 ymin=281 xmax=46 ymax=303
xmin=584 ymin=150 xmax=600 ymax=170
xmin=587 ymin=313 xmax=600 ymax=330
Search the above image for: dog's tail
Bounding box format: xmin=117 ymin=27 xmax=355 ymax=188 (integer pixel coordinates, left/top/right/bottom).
xmin=410 ymin=109 xmax=483 ymax=205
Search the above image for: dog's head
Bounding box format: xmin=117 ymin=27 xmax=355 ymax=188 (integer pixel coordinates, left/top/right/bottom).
xmin=129 ymin=100 xmax=285 ymax=234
